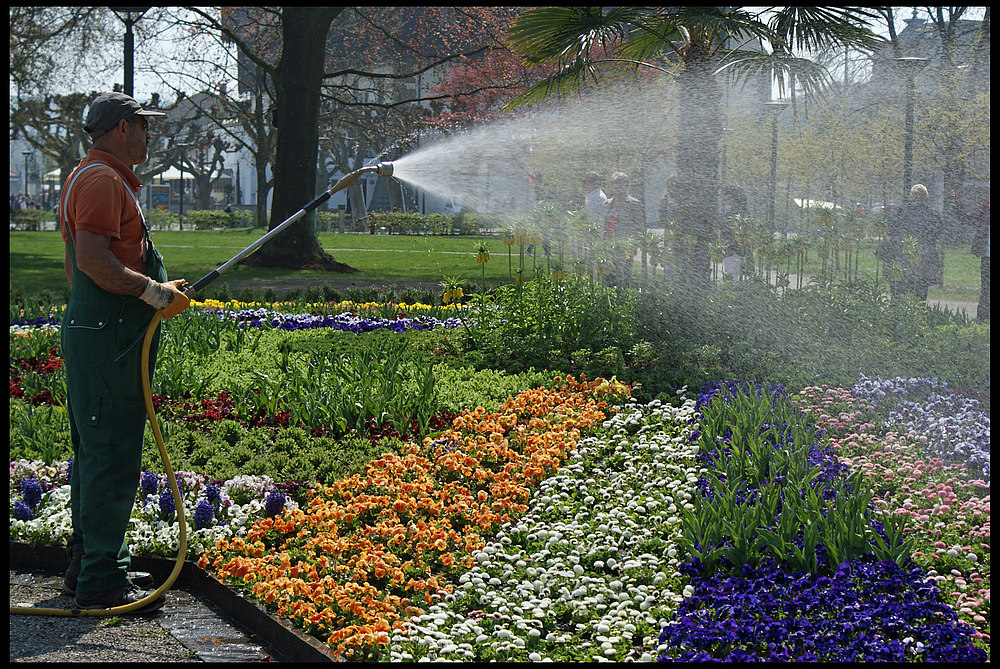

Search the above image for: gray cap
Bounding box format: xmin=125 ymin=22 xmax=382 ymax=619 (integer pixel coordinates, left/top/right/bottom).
xmin=84 ymin=92 xmax=166 ymax=139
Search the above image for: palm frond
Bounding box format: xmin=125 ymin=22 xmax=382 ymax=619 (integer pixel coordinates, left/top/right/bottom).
xmin=502 ymin=56 xmax=600 ymax=110
xmin=717 ymin=50 xmax=835 ymax=101
xmin=769 ymin=7 xmax=882 ymax=53
xmin=506 ymin=6 xmax=639 ymax=66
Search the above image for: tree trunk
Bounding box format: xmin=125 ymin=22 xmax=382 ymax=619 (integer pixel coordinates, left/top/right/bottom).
xmin=255 ymin=160 xmax=269 ymax=228
xmin=388 ymin=180 xmax=405 ymax=212
xmin=195 ymin=173 xmax=213 ymax=210
xmin=244 ymin=7 xmax=354 ymax=271
xmin=347 ymin=181 xmax=368 ymax=231
xmin=674 ymin=41 xmax=722 ymax=290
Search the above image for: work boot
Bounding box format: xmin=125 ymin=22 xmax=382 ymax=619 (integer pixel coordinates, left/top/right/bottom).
xmin=62 ymin=544 xmax=155 ymax=596
xmin=74 ymin=584 xmax=165 ymax=614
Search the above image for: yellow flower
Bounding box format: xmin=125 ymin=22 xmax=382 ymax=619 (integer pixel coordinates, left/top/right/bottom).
xmin=475 ymin=242 xmax=490 ymax=264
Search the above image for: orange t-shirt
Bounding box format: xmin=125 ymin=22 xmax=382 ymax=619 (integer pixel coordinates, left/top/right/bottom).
xmin=59 ymin=150 xmax=148 ymax=288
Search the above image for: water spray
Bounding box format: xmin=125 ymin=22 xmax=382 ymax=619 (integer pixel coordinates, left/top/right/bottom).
xmin=10 ymin=162 xmax=395 ymax=618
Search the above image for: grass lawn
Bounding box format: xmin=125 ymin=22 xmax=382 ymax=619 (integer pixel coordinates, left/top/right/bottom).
xmin=8 ymin=229 xmax=522 ymax=297
xmin=9 ymin=229 xmax=983 ymax=302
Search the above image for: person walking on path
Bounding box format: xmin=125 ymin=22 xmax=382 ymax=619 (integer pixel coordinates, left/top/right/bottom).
xmin=895 ymin=184 xmax=941 ymax=302
xmin=971 ymin=193 xmax=990 ymax=320
xmin=58 ymin=92 xmax=190 ymax=613
xmin=603 ymin=171 xmax=643 ymax=287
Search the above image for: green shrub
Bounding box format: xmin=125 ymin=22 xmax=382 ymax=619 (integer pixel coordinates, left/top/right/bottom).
xmin=463 ymin=273 xmax=637 ymax=374
xmin=144 ymin=208 xmax=177 ymax=230
xmin=182 ymin=209 xmax=254 ymax=230
xmin=10 ymin=208 xmax=55 ymax=230
xmin=366 ymin=211 xmax=502 ymax=235
xmin=432 ymin=364 xmax=551 ymax=412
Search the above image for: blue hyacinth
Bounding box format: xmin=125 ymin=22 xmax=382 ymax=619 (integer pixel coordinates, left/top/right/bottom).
xmin=264 ymin=488 xmax=286 ymax=517
xmin=158 ymin=487 xmax=175 ymax=518
xmin=13 ymin=500 xmax=35 ymax=521
xmin=204 ymin=483 xmax=222 ymax=505
xmin=193 ymin=498 xmax=215 ymax=530
xmin=140 ymin=471 xmax=160 ymax=498
xmin=21 ymin=477 xmax=43 ymax=509
xmin=65 ymin=458 xmax=73 ymax=484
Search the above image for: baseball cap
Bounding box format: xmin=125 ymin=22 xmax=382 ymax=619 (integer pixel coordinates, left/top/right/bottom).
xmin=84 ymin=92 xmax=166 ymax=139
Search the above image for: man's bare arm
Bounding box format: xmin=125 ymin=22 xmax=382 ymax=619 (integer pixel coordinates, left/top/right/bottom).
xmin=73 ymin=229 xmax=149 ymax=296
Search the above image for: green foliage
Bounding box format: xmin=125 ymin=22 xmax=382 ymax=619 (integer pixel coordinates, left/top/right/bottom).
xmin=369 ymin=211 xmax=504 ymax=236
xmin=140 ymin=421 xmax=396 ymax=486
xmin=181 ymin=209 xmax=255 ymax=230
xmin=678 ymin=387 xmax=911 ymax=576
xmin=9 ymin=207 xmax=55 ymax=230
xmin=9 ymin=401 xmax=73 ymax=463
xmin=697 ymin=277 xmax=990 ymax=397
xmin=143 ymin=208 xmax=177 ymax=231
xmin=432 ymin=364 xmax=551 ymax=412
xmin=460 ymin=273 xmax=637 ymax=375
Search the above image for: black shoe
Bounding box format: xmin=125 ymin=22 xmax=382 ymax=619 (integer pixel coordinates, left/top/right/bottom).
xmin=74 ymin=585 xmax=165 ymax=614
xmin=63 ymin=545 xmax=154 ymax=595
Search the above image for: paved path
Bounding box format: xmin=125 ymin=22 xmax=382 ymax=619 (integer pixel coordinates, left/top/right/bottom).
xmin=9 ymin=569 xmax=272 ymax=663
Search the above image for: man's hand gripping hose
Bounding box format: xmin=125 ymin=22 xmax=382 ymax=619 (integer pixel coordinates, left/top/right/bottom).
xmin=10 ymin=299 xmax=189 ymax=617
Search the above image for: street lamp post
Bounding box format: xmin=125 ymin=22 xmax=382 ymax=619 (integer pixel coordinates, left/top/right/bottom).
xmin=764 ymin=100 xmax=790 ymax=230
xmin=896 ymin=57 xmax=929 ymax=202
xmin=22 ymin=151 xmax=32 ymax=198
xmin=110 ymin=7 xmax=149 ymax=97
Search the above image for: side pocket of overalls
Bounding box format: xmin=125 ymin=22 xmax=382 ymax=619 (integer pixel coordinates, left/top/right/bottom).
xmin=62 ymin=300 xmax=122 ymax=369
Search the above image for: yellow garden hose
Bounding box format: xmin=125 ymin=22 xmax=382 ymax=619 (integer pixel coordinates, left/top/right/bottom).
xmin=11 ymin=312 xmax=187 ymax=617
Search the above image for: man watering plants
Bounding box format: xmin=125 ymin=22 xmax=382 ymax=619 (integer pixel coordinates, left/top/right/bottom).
xmin=57 ymin=92 xmax=190 ymax=613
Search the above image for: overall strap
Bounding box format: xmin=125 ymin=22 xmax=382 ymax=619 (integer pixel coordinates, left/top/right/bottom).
xmin=59 ymin=163 xmax=105 ymax=248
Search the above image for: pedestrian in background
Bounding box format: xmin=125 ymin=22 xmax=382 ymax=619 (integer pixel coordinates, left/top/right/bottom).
xmin=603 ymin=171 xmax=643 ymax=287
xmin=896 ymin=184 xmax=940 ymax=301
xmin=583 ymin=171 xmax=608 ymax=224
xmin=971 ymin=191 xmax=990 ymax=320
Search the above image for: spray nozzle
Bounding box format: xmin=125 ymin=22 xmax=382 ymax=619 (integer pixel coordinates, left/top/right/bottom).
xmin=374 ymin=161 xmax=394 ymax=178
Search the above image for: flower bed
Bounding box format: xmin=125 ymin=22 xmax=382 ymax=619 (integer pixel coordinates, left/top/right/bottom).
xmin=196 ymin=375 xmax=630 ymax=660
xmin=385 ymin=397 xmax=700 ymax=662
xmin=794 ymin=380 xmax=990 ymax=639
xmin=653 ymin=381 xmax=988 ymax=662
xmin=9 ymin=302 xmax=990 ymax=662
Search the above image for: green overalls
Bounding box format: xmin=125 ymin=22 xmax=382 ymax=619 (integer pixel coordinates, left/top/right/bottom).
xmin=60 ymin=163 xmax=168 ymax=593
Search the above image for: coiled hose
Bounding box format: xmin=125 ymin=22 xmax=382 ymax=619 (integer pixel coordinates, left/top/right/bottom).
xmin=11 ymin=312 xmax=186 ymax=616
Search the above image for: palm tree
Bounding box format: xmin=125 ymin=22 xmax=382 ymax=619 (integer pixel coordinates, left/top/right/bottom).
xmin=505 ymin=6 xmax=880 ymax=290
